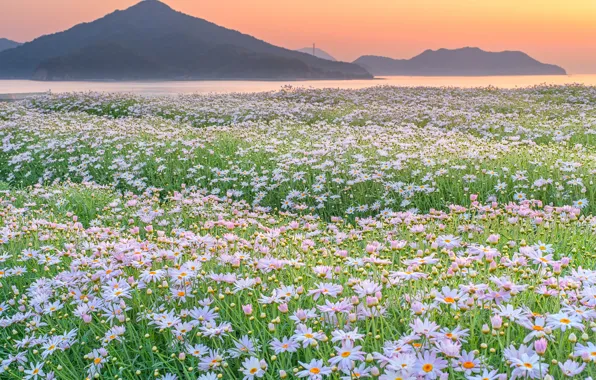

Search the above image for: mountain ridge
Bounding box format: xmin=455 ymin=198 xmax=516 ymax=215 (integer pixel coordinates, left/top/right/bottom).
xmin=0 ymin=0 xmax=371 ymax=80
xmin=353 ymin=47 xmax=566 ymax=76
xmin=296 ymin=48 xmax=336 ymax=61
xmin=0 ymin=38 xmax=21 ymax=52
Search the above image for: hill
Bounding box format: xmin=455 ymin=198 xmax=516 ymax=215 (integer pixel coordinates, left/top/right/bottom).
xmin=0 ymin=38 xmax=21 ymax=52
xmin=296 ymin=48 xmax=336 ymax=61
xmin=353 ymin=47 xmax=566 ymax=76
xmin=0 ymin=0 xmax=371 ymax=80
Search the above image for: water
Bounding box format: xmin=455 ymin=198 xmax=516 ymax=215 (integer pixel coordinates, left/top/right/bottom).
xmin=1 ymin=75 xmax=596 ymax=96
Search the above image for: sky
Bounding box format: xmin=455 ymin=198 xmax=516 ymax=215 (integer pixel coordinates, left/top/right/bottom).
xmin=1 ymin=0 xmax=595 ymax=73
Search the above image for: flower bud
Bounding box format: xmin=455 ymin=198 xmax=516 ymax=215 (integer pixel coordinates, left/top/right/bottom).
xmin=487 ymin=234 xmax=500 ymax=244
xmin=366 ymin=296 xmax=379 ymax=307
xmin=242 ymin=304 xmax=252 ymax=315
xmin=371 ymin=366 xmax=380 ymax=377
xmin=490 ymin=315 xmax=503 ymax=330
xmin=534 ymin=338 xmax=547 ymax=356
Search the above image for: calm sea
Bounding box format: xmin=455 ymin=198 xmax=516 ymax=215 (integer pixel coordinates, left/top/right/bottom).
xmin=1 ymin=75 xmax=596 ymax=96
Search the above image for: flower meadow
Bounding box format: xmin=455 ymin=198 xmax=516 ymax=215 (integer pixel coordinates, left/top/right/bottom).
xmin=0 ymin=85 xmax=596 ymax=380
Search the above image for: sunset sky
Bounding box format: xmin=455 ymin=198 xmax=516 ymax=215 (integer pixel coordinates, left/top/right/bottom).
xmin=1 ymin=0 xmax=595 ymax=73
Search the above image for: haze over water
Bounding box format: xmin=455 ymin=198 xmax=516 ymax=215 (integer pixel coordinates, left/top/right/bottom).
xmin=2 ymin=75 xmax=596 ymax=96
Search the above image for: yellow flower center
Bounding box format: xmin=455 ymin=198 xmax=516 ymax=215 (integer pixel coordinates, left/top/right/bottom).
xmin=463 ymin=361 xmax=475 ymax=369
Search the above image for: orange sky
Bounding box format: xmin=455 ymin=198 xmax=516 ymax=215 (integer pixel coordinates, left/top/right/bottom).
xmin=1 ymin=0 xmax=595 ymax=73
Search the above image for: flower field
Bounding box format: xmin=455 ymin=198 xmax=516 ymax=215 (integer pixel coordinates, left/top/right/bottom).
xmin=0 ymin=85 xmax=596 ymax=379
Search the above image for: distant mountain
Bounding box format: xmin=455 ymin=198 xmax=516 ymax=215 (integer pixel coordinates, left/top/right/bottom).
xmin=354 ymin=47 xmax=566 ymax=76
xmin=0 ymin=38 xmax=21 ymax=52
xmin=296 ymin=48 xmax=336 ymax=61
xmin=0 ymin=0 xmax=371 ymax=81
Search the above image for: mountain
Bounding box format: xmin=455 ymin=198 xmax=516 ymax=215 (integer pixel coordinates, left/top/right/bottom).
xmin=0 ymin=38 xmax=21 ymax=52
xmin=353 ymin=47 xmax=566 ymax=76
xmin=296 ymin=48 xmax=336 ymax=61
xmin=0 ymin=0 xmax=371 ymax=81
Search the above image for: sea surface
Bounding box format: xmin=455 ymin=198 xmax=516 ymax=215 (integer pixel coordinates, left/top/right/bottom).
xmin=1 ymin=75 xmax=596 ymax=96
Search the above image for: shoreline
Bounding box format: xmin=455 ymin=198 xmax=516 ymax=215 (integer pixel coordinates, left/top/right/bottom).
xmin=0 ymin=75 xmax=595 ymax=96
